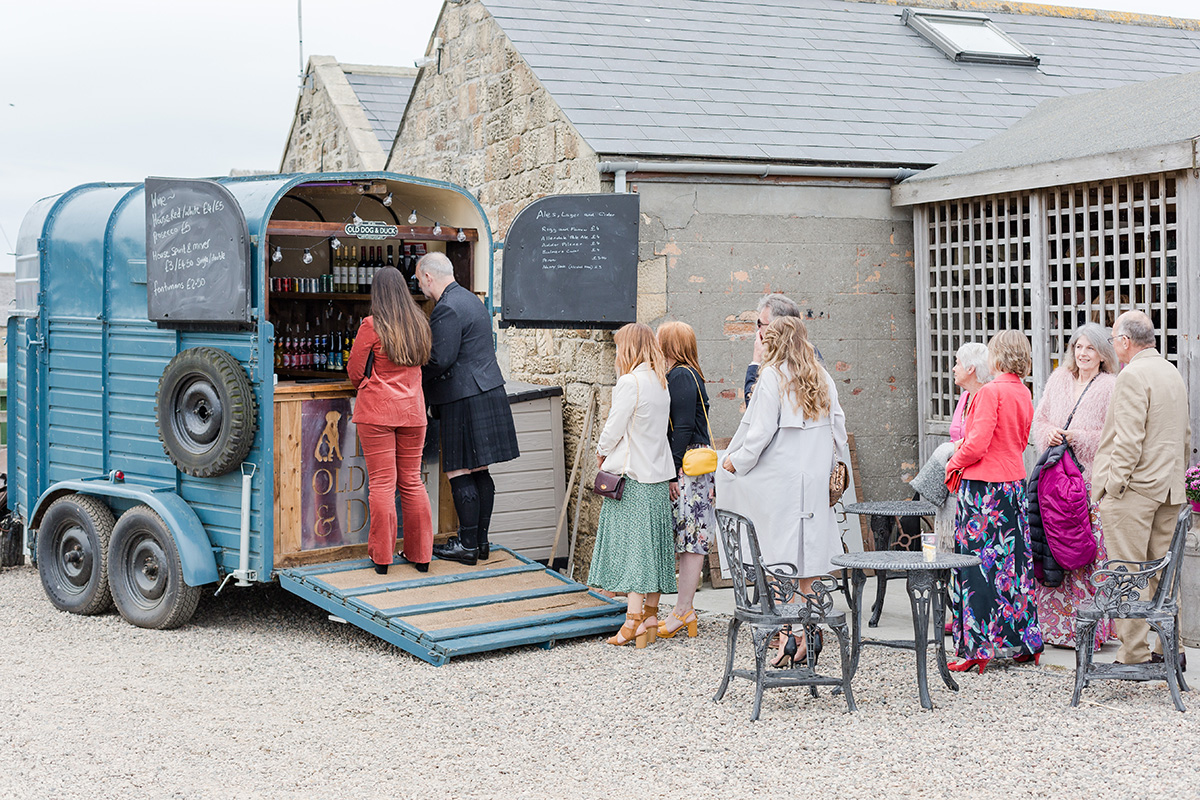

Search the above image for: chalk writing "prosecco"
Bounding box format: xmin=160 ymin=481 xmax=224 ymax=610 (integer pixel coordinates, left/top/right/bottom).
xmin=344 ymin=221 xmax=399 ymax=240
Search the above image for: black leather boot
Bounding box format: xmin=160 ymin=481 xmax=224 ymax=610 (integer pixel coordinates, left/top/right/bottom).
xmin=432 ymin=531 xmax=478 ymax=566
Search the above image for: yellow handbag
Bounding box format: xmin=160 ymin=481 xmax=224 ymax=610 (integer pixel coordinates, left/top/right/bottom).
xmin=680 ymin=369 xmax=718 ymax=477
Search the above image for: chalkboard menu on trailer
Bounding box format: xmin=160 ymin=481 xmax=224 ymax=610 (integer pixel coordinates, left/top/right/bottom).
xmin=501 ymin=193 xmax=639 ymax=328
xmin=144 ymin=177 xmax=251 ymax=326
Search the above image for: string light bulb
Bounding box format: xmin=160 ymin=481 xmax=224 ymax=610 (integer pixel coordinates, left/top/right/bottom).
xmin=408 ymin=209 xmax=418 ymax=225
xmin=383 ymin=192 xmax=393 ymax=207
xmin=352 ymin=212 xmax=363 ymax=225
xmin=456 ymin=228 xmax=467 ymax=242
xmin=302 ymin=249 xmax=313 ymax=265
xmin=433 ymin=221 xmax=442 ymax=236
xmin=272 ymin=247 xmax=283 ymax=263
xmin=331 ymin=237 xmax=341 ymax=251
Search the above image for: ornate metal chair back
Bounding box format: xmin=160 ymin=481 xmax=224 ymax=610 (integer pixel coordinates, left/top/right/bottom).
xmin=1157 ymin=506 xmax=1192 ymax=611
xmin=1091 ymin=507 xmax=1190 ymax=616
xmin=715 ymin=509 xmax=772 ymax=615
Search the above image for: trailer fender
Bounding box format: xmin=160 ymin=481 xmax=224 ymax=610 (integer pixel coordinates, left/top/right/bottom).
xmin=30 ymin=480 xmax=219 ymax=587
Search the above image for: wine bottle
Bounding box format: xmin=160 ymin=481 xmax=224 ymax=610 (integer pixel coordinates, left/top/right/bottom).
xmin=387 ymin=245 xmax=395 ymax=272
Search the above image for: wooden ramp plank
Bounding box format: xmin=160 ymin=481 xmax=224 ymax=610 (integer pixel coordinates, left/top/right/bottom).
xmin=276 ymin=545 xmax=624 ymax=666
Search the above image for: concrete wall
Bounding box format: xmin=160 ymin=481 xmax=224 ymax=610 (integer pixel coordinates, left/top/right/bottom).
xmin=281 ymin=56 xmax=388 ymax=173
xmin=634 ymin=177 xmax=919 ymax=498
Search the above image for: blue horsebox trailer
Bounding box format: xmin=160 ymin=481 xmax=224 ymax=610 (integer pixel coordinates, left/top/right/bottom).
xmin=9 ymin=172 xmax=623 ymax=664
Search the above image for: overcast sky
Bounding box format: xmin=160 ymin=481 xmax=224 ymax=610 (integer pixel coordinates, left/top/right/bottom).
xmin=1 ymin=0 xmax=1197 ymax=257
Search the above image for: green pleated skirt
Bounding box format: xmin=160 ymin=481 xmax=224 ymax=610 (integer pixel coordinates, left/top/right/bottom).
xmin=587 ymin=477 xmax=678 ymax=594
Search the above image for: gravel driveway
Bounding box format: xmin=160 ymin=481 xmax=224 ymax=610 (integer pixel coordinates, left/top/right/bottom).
xmin=2 ymin=563 xmax=1196 ymax=799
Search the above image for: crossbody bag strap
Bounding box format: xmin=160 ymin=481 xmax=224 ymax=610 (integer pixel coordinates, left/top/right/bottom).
xmin=687 ymin=367 xmax=715 ymax=445
xmin=1063 ymin=374 xmax=1098 ymax=430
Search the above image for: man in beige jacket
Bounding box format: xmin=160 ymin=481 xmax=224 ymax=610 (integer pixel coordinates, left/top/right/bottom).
xmin=1092 ymin=310 xmax=1191 ymax=666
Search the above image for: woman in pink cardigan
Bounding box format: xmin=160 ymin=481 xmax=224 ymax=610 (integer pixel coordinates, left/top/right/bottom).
xmin=1030 ymin=322 xmax=1117 ymax=647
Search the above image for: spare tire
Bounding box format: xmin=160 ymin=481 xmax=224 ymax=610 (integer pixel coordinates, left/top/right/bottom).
xmin=156 ymin=347 xmax=257 ymax=478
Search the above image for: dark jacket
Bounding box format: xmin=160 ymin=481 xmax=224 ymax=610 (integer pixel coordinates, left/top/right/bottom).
xmin=422 ymin=281 xmax=505 ymax=406
xmin=1026 ymin=446 xmax=1066 ymax=588
xmin=666 ymin=365 xmax=711 ymax=474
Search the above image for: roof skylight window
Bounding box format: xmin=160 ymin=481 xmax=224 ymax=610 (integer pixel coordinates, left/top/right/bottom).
xmin=903 ymin=8 xmax=1039 ymax=67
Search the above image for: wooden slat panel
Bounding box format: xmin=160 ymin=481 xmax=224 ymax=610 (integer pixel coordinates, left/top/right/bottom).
xmin=356 ymin=570 xmax=566 ymax=610
xmin=404 ymin=591 xmax=608 ymax=632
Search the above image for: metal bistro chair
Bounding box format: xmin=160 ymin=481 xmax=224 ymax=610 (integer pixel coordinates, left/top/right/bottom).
xmin=1072 ymin=506 xmax=1191 ymax=712
xmin=713 ymin=509 xmax=855 ymax=719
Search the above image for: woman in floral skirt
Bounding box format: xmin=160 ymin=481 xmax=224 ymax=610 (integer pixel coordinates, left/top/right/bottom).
xmin=945 ymin=330 xmax=1044 ymax=672
xmin=655 ymin=321 xmax=716 ymax=639
xmin=588 ymin=323 xmax=678 ymax=648
xmin=1030 ymin=322 xmax=1117 ymax=647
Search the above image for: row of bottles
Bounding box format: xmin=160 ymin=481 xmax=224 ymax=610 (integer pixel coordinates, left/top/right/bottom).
xmin=274 ymin=317 xmax=359 ymax=372
xmin=270 ymin=243 xmax=430 ymax=296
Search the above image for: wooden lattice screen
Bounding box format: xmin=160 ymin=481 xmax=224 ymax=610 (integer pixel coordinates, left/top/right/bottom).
xmin=920 ymin=173 xmax=1180 ymax=425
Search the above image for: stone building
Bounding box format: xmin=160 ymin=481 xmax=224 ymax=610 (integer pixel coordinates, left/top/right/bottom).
xmin=282 ymin=57 xmax=416 ymax=173
xmin=389 ymin=0 xmax=1200 ymax=563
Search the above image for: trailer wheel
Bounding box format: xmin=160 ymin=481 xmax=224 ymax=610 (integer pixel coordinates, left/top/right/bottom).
xmin=109 ymin=505 xmax=201 ymax=630
xmin=156 ymin=347 xmax=257 ymax=478
xmin=36 ymin=495 xmax=115 ymax=614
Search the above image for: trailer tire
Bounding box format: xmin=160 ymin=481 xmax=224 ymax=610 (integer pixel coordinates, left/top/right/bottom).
xmin=36 ymin=494 xmax=115 ymax=615
xmin=109 ymin=505 xmax=201 ymax=629
xmin=157 ymin=347 xmax=257 ymax=478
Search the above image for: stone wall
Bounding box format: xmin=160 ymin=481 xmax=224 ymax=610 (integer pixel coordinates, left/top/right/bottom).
xmin=634 ymin=178 xmax=919 ymax=496
xmin=390 ymin=0 xmax=613 ymax=570
xmin=281 ymin=56 xmax=387 ymax=173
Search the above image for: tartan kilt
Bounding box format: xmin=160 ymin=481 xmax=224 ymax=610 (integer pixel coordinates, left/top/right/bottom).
xmin=435 ymin=385 xmax=520 ymax=472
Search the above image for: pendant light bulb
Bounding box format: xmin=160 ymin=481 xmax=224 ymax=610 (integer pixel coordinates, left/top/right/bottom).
xmin=433 ymin=221 xmax=442 ymax=236
xmin=302 ymin=249 xmax=313 ymax=265
xmin=331 ymin=237 xmax=341 ymax=251
xmin=383 ymin=192 xmax=393 ymax=207
xmin=272 ymin=247 xmax=283 ymax=263
xmin=352 ymin=212 xmax=363 ymax=225
xmin=456 ymin=228 xmax=467 ymax=242
xmin=408 ymin=209 xmax=418 ymax=225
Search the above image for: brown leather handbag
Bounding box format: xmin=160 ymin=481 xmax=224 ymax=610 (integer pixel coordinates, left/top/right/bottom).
xmin=593 ymin=376 xmax=638 ymax=501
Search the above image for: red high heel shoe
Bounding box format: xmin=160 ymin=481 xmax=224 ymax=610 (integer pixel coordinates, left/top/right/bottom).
xmin=1013 ymin=652 xmax=1041 ymax=665
xmin=947 ymin=658 xmax=989 ymax=674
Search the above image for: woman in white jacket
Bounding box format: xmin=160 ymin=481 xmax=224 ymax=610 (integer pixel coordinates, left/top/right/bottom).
xmin=587 ymin=323 xmax=678 ymax=648
xmin=719 ymin=316 xmax=847 ymax=663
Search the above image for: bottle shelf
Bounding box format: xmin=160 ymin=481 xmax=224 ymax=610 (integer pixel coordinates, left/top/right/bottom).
xmin=276 ymin=368 xmax=349 ymax=379
xmin=271 ymin=292 xmax=371 ymax=301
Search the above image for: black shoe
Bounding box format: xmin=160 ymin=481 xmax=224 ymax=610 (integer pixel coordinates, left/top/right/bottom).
xmin=478 ymin=542 xmax=490 ymax=560
xmin=1150 ymin=652 xmax=1187 ymax=672
xmin=432 ymin=538 xmax=478 ymax=566
xmin=413 ymin=561 xmax=430 ymax=573
xmin=373 ymin=563 xmax=389 ymax=575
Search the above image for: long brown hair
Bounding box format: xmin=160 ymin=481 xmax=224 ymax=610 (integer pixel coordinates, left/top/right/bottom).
xmin=614 ymin=322 xmax=667 ymax=387
xmin=656 ymin=320 xmax=706 ymax=381
xmin=370 ymin=268 xmax=431 ymax=366
xmin=761 ymin=316 xmax=830 ymax=421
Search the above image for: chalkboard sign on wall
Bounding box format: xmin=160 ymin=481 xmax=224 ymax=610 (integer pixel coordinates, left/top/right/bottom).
xmin=501 ymin=193 xmax=639 ymax=329
xmin=144 ymin=177 xmax=251 ymax=326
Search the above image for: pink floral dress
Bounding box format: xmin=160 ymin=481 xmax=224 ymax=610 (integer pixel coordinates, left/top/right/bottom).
xmin=1030 ymin=367 xmax=1117 ymax=647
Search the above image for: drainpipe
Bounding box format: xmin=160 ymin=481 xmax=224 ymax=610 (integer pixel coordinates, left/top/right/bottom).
xmin=598 ymin=160 xmax=921 ymax=183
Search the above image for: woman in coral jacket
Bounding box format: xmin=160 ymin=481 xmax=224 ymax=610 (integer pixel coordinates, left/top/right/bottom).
xmin=945 ymin=330 xmax=1044 ymax=673
xmin=348 ymin=268 xmax=433 ymax=575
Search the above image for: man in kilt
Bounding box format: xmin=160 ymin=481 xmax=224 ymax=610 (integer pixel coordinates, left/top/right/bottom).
xmin=417 ymin=252 xmax=520 ymax=565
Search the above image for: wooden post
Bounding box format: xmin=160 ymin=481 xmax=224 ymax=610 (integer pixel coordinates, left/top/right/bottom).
xmin=550 ymin=387 xmax=595 ymax=566
xmin=567 ymin=388 xmax=600 ymax=581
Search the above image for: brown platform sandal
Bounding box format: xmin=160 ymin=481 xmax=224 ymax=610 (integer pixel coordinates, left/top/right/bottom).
xmin=606 ymin=611 xmax=649 ymax=648
xmin=658 ymin=608 xmax=699 ymax=639
xmin=640 ymin=604 xmax=659 ymax=645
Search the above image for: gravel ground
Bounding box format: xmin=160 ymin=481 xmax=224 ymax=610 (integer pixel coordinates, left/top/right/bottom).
xmin=2 ymin=563 xmax=1197 ymax=800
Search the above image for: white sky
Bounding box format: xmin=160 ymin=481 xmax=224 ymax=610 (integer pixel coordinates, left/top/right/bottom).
xmin=1 ymin=0 xmax=1198 ymax=256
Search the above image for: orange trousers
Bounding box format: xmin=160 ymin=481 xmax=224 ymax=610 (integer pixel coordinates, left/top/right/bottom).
xmin=357 ymin=423 xmax=433 ymax=566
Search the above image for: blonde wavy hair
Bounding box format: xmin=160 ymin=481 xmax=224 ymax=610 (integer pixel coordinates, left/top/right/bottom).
xmin=614 ymin=322 xmax=667 ymax=387
xmin=761 ymin=316 xmax=830 ymax=421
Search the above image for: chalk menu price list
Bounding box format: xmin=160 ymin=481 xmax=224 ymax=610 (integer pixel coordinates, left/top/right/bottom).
xmin=501 ymin=193 xmax=639 ymax=329
xmin=144 ymin=177 xmax=251 ymax=326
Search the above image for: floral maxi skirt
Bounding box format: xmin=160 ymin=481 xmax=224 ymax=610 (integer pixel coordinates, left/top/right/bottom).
xmin=950 ymin=479 xmax=1043 ymax=660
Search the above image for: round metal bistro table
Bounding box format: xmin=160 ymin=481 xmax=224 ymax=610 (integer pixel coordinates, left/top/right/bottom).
xmin=831 ymin=551 xmax=981 ymax=709
xmin=844 ymin=500 xmax=939 ymax=627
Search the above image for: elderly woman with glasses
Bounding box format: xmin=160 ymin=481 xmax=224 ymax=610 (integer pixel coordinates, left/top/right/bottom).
xmin=1029 ymin=322 xmax=1118 ymax=648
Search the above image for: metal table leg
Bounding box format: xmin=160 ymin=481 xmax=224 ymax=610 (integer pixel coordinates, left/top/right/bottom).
xmin=932 ymin=571 xmax=958 ymax=692
xmin=848 ymin=567 xmax=866 ymax=679
xmin=906 ymin=569 xmax=936 ymax=709
xmin=868 ymin=515 xmax=892 ymax=627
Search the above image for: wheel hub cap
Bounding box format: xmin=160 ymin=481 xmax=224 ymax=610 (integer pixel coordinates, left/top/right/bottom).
xmin=172 ymin=378 xmax=223 ymax=453
xmin=56 ymin=526 xmax=93 ymax=590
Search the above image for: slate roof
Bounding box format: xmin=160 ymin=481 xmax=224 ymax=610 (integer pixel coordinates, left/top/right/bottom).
xmin=483 ymin=0 xmax=1200 ymax=167
xmin=344 ymin=67 xmax=417 ymax=151
xmin=903 ymin=69 xmax=1200 ymax=185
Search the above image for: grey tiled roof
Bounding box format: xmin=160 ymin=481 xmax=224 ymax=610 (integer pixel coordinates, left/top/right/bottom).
xmin=344 ymin=69 xmax=417 ymax=150
xmin=906 ymin=69 xmax=1200 ymax=184
xmin=484 ymin=0 xmax=1200 ymax=167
